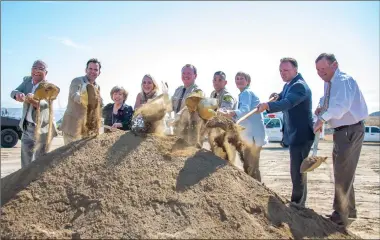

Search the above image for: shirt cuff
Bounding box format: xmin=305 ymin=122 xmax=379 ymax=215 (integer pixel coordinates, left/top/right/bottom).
xmin=320 ymin=111 xmax=332 ymax=122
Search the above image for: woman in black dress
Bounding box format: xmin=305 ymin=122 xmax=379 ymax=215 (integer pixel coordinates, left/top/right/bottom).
xmin=102 ymin=86 xmax=134 ymax=132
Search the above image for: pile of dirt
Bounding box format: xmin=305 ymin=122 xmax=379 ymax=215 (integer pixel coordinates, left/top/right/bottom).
xmin=1 ymin=131 xmax=358 ymax=239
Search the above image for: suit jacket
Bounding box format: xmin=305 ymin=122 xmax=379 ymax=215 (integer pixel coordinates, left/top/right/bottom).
xmin=267 ymin=73 xmax=314 ymax=146
xmin=102 ymin=103 xmax=134 ymax=131
xmin=10 ymin=76 xmax=58 ymax=139
xmin=61 ymin=76 xmax=101 ymax=137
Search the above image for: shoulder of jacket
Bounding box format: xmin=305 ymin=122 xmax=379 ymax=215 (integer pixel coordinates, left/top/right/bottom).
xmin=103 ymin=103 xmax=113 ymax=109
xmin=174 ymin=86 xmax=183 ymax=92
xmin=72 ymin=76 xmax=85 ymax=83
xmin=122 ymin=104 xmax=133 ymax=110
xmin=23 ymin=76 xmax=32 ymax=82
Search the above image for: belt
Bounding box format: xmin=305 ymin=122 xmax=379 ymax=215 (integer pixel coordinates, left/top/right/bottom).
xmin=334 ymin=121 xmax=363 ymax=131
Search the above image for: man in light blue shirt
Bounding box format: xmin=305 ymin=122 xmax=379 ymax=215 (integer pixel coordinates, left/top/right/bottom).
xmin=314 ymin=53 xmax=368 ymax=227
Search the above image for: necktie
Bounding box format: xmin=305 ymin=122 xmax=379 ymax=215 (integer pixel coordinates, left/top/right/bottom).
xmin=213 ymin=92 xmax=218 ymax=98
xmin=175 ymin=87 xmax=186 ymax=113
xmin=321 ymin=81 xmax=332 ymax=113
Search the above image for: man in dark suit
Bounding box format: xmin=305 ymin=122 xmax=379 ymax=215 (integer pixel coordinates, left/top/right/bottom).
xmin=257 ymin=57 xmax=315 ymax=207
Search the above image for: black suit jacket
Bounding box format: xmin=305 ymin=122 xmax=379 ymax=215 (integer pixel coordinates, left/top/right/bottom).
xmin=267 ymin=73 xmax=315 ymax=146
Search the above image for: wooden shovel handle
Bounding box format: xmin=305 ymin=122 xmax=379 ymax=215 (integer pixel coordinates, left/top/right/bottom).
xmin=236 ymin=96 xmax=276 ymax=125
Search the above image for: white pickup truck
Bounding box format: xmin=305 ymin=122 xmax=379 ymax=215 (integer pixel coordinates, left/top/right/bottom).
xmin=364 ymin=126 xmax=380 ymax=142
xmin=264 ymin=113 xmax=325 ymax=148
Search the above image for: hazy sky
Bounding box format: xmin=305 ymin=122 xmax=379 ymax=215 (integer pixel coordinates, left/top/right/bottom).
xmin=1 ymin=1 xmax=379 ymax=114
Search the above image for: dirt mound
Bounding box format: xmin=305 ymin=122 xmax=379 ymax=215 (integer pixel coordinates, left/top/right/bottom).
xmin=1 ymin=132 xmax=357 ymax=239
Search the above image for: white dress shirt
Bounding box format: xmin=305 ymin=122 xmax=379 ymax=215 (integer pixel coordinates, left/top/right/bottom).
xmin=26 ymin=81 xmax=41 ymax=123
xmin=320 ymin=68 xmax=368 ymax=128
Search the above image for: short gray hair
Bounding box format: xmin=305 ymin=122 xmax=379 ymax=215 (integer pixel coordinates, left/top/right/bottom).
xmin=32 ymin=60 xmax=48 ymax=71
xmin=235 ymin=71 xmax=251 ymax=86
xmin=110 ymin=86 xmax=128 ymax=103
xmin=182 ymin=64 xmax=197 ymax=75
xmin=315 ymin=53 xmax=337 ymax=64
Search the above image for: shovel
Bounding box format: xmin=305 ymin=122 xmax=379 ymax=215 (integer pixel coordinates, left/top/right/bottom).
xmin=236 ymin=96 xmax=276 ymax=125
xmin=300 ymin=131 xmax=328 ymax=173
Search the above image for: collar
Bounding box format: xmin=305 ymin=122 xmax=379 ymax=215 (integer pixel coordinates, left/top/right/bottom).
xmin=239 ymin=86 xmax=250 ymax=94
xmin=330 ymin=68 xmax=341 ymax=83
xmin=183 ymin=83 xmax=196 ymax=89
xmin=215 ymin=87 xmax=226 ymax=95
xmin=287 ymin=73 xmax=303 ymax=85
xmin=84 ymin=75 xmax=97 ymax=86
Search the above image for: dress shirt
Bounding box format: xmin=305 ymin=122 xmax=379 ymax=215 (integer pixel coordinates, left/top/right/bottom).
xmin=320 ymin=68 xmax=368 ymax=128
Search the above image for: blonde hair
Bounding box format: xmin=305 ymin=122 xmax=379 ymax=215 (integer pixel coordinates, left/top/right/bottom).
xmin=141 ymin=74 xmax=159 ymax=94
xmin=110 ymin=86 xmax=128 ymax=103
xmin=235 ymin=71 xmax=251 ymax=86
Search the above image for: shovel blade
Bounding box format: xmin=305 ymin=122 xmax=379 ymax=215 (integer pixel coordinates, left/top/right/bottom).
xmin=300 ymin=156 xmax=328 ymax=173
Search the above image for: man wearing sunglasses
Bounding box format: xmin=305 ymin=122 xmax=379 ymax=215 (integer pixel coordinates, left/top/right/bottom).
xmin=10 ymin=60 xmax=58 ymax=168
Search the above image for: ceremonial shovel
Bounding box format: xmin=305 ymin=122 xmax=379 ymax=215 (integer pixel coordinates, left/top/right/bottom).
xmin=300 ymin=130 xmax=328 ymax=173
xmin=235 ymin=96 xmax=276 ymax=125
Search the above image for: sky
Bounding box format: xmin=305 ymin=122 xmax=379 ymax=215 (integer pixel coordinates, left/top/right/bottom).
xmin=1 ymin=1 xmax=379 ymax=114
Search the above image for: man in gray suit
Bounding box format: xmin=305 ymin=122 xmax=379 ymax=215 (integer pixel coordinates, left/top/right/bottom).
xmin=10 ymin=60 xmax=58 ymax=168
xmin=61 ymin=58 xmax=102 ymax=145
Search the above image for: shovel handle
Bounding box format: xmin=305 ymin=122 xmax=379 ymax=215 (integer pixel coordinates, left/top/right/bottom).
xmin=236 ymin=97 xmax=276 ymax=125
xmin=312 ymin=131 xmax=321 ymax=156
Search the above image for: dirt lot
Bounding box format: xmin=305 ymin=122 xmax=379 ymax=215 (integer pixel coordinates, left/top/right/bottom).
xmin=1 ymin=135 xmax=379 ymax=239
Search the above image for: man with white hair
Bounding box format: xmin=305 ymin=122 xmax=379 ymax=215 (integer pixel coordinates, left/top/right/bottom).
xmin=10 ymin=60 xmax=57 ymax=167
xmin=314 ymin=53 xmax=368 ymax=226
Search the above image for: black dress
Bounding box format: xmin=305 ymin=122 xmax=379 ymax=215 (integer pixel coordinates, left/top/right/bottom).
xmin=102 ymin=103 xmax=134 ymax=131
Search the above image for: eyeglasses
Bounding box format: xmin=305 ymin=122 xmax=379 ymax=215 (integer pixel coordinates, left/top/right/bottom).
xmin=32 ymin=67 xmax=46 ymax=72
xmin=143 ymin=81 xmax=153 ymax=85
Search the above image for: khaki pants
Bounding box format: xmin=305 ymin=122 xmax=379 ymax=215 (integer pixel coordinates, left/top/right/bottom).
xmin=332 ymin=122 xmax=364 ymax=223
xmin=63 ymin=133 xmax=82 ymax=145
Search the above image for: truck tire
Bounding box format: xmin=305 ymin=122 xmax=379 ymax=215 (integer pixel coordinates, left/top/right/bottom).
xmin=1 ymin=128 xmax=19 ymax=148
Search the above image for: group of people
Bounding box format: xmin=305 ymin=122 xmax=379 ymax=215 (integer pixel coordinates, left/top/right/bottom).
xmin=11 ymin=52 xmax=368 ymax=227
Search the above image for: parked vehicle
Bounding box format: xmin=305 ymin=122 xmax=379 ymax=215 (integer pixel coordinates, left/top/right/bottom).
xmin=364 ymin=126 xmax=380 ymax=142
xmin=263 ymin=113 xmax=325 ymax=148
xmin=264 ymin=114 xmax=288 ymax=148
xmin=1 ymin=116 xmax=22 ymax=148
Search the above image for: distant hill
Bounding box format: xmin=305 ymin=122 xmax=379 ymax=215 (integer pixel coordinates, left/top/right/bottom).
xmin=369 ymin=111 xmax=380 ymax=117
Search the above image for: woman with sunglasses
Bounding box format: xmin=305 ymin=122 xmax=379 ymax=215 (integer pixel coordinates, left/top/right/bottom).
xmin=102 ymin=86 xmax=134 ymax=132
xmin=134 ymin=74 xmax=159 ymax=110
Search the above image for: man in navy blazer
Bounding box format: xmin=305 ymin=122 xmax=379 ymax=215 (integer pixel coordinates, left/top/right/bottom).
xmin=257 ymin=57 xmax=315 ymax=207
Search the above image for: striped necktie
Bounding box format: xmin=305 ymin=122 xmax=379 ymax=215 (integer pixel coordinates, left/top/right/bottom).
xmin=321 ymin=81 xmax=332 ymax=112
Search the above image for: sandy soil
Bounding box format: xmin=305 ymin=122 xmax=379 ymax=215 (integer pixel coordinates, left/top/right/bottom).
xmin=1 ymin=135 xmax=379 ymax=239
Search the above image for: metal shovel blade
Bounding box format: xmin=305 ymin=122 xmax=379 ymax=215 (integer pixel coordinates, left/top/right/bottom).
xmin=300 ymin=131 xmax=327 ymax=173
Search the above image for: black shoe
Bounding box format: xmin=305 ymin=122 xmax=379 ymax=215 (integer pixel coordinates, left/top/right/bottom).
xmin=348 ymin=210 xmax=357 ymax=219
xmin=329 ymin=211 xmax=347 ymax=226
